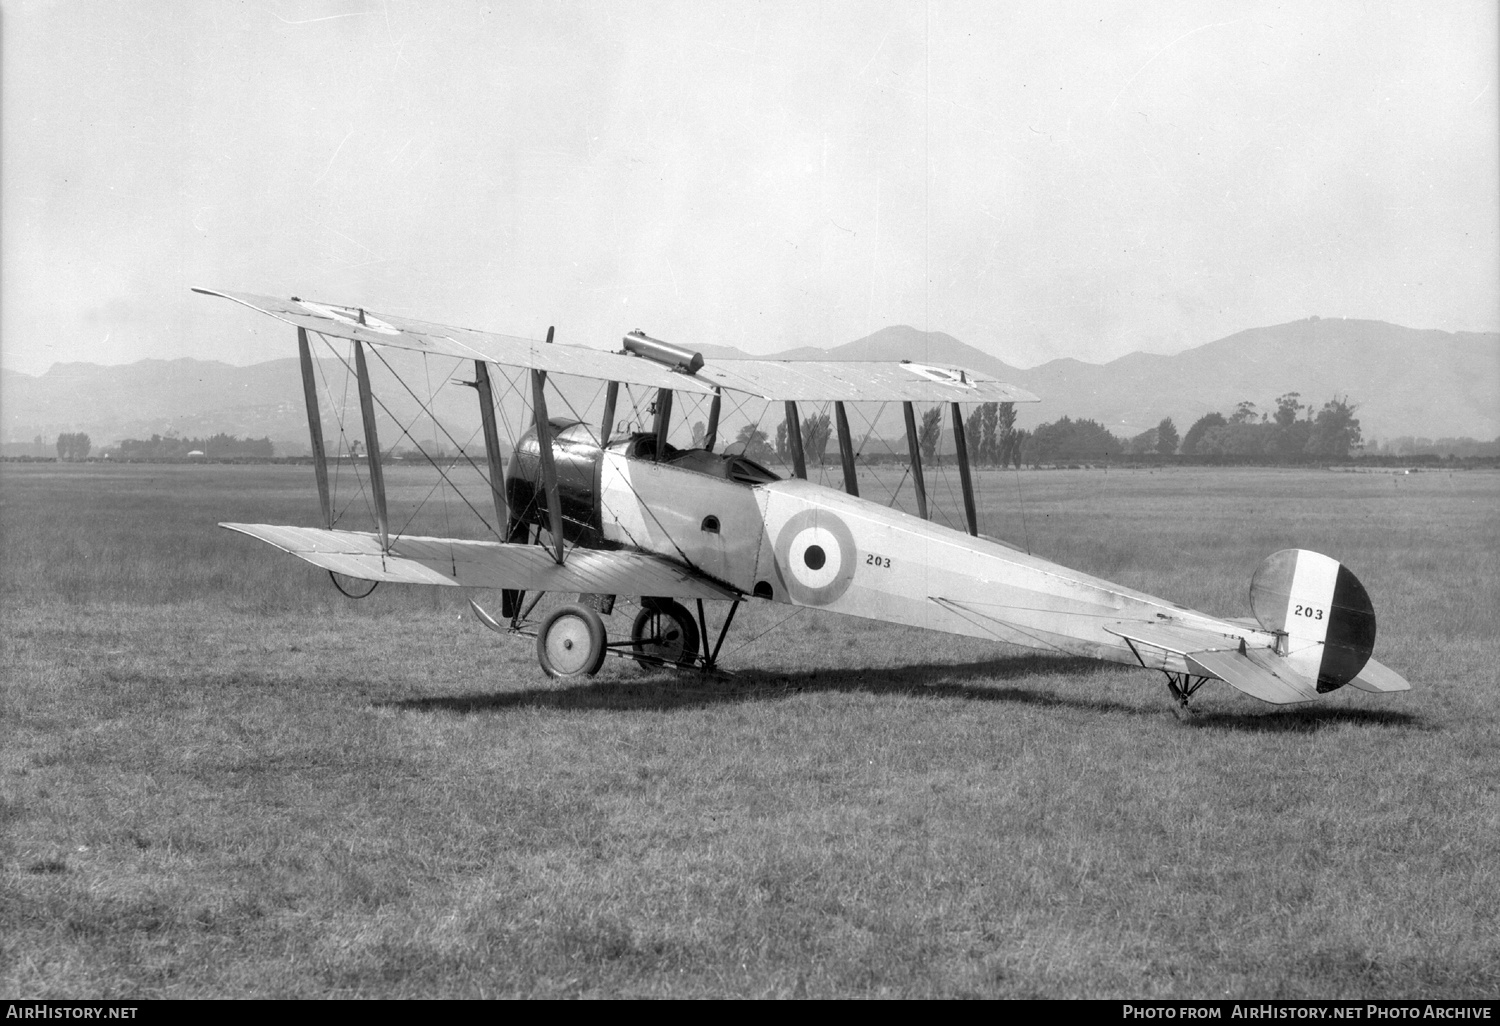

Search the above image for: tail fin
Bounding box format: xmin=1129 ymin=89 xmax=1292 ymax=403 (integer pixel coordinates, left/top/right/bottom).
xmin=1249 ymin=549 xmax=1377 ymax=693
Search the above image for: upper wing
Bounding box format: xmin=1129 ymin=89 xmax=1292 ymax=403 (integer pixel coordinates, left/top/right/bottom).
xmin=222 ymin=523 xmax=738 ymax=600
xmin=197 ymin=288 xmax=1037 ymax=403
xmin=1105 ymin=620 xmax=1322 ymax=705
xmin=194 ymin=288 xmax=716 ymax=395
xmin=695 ymin=359 xmax=1039 ymax=403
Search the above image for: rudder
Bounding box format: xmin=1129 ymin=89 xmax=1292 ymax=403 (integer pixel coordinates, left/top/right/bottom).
xmin=1249 ymin=549 xmax=1377 ymax=693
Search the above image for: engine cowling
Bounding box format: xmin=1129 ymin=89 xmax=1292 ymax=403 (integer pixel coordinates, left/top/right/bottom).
xmin=504 ymin=420 xmax=605 ymax=546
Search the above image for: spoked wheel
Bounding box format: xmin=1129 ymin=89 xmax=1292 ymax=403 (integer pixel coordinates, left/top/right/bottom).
xmin=536 ymin=603 xmax=608 ymax=678
xmin=630 ymin=599 xmax=700 ymax=669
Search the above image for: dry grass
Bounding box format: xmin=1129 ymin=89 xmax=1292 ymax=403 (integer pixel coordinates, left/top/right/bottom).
xmin=2 ymin=462 xmax=1496 ymax=997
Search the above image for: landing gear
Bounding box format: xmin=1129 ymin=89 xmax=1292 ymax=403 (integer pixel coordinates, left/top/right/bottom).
xmin=473 ymin=593 xmax=740 ymax=676
xmin=536 ymin=603 xmax=608 ymax=678
xmin=630 ymin=599 xmax=700 ymax=668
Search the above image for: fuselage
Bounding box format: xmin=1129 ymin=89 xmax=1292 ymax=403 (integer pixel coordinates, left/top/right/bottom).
xmin=505 ymin=423 xmax=1278 ymax=673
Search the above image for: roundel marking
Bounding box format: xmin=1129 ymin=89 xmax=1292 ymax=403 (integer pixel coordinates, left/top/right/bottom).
xmin=774 ymin=509 xmax=857 ymax=606
xmin=298 ymin=301 xmax=402 ymax=336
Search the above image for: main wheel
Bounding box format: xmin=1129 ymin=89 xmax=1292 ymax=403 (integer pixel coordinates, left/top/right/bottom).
xmin=630 ymin=599 xmax=700 ymax=668
xmin=536 ymin=603 xmax=607 ymax=678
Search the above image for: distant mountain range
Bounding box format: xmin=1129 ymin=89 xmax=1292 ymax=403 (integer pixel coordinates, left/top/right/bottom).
xmin=3 ymin=317 xmax=1495 ymax=454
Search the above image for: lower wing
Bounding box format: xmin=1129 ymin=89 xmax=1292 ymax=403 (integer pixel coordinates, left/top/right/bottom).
xmin=221 ymin=523 xmax=738 ymax=600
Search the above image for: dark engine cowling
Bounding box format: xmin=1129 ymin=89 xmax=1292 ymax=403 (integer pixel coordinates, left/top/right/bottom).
xmin=504 ymin=419 xmax=606 ymax=546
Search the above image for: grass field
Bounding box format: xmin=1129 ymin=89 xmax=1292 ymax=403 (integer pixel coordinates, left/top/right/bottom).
xmin=2 ymin=461 xmax=1497 ymax=998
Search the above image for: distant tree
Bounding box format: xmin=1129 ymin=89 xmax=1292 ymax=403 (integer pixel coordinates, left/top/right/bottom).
xmin=1155 ymin=417 xmax=1179 ymax=455
xmin=690 ymin=420 xmax=707 ymax=448
xmin=1305 ymin=396 xmax=1362 ymax=457
xmin=1128 ymin=427 xmax=1159 ymax=455
xmin=1009 ymin=428 xmax=1030 ymax=468
xmin=918 ymin=406 xmax=943 ymax=464
xmin=1273 ymin=393 xmax=1304 ymax=429
xmin=801 ymin=412 xmax=831 ymax=465
xmin=976 ymin=402 xmax=999 ymax=464
xmin=1230 ymin=400 xmax=1258 ymax=425
xmin=774 ymin=419 xmax=788 ymax=461
xmin=1180 ymin=412 xmax=1227 ymax=455
xmin=731 ymin=424 xmax=775 ymax=463
xmin=55 ymin=432 xmax=90 ymax=460
xmin=996 ymin=402 xmax=1017 ymax=466
xmin=1023 ymin=417 xmax=1126 ymax=463
xmin=1196 ymin=422 xmax=1272 ymax=455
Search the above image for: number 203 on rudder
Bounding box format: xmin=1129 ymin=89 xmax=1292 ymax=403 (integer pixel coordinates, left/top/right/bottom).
xmin=1294 ymin=604 xmax=1324 ymax=621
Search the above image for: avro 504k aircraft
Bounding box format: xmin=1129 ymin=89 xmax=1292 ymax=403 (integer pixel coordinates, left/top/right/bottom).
xmin=196 ymin=288 xmax=1412 ymax=709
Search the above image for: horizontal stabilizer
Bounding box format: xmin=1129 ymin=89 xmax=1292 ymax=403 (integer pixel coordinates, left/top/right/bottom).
xmin=1185 ymin=648 xmax=1321 ymax=705
xmin=1106 ymin=619 xmax=1321 ymax=704
xmin=1346 ymin=656 xmax=1413 ymax=694
xmin=1104 ymin=619 xmax=1253 ymax=656
xmin=221 ymin=523 xmax=737 ymax=600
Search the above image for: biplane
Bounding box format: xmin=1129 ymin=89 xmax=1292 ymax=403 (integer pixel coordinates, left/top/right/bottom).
xmin=195 ymin=288 xmax=1412 ymax=708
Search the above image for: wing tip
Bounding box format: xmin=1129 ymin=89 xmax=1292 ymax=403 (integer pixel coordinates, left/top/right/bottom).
xmin=1347 ymin=656 xmax=1414 ymax=693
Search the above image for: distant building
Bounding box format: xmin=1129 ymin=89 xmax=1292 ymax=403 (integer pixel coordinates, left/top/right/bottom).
xmin=187 ymin=450 xmax=205 ymax=457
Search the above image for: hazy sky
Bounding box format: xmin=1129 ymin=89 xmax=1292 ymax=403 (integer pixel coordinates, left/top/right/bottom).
xmin=4 ymin=0 xmax=1497 ymax=377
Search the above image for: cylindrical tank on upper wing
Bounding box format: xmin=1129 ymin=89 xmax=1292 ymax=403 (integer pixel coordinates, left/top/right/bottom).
xmin=622 ymin=331 xmax=704 ymax=375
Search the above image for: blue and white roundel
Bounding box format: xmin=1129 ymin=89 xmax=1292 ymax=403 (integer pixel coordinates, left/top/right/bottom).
xmin=774 ymin=510 xmax=857 ymax=606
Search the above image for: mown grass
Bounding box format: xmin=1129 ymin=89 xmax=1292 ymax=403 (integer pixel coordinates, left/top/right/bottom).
xmin=1 ymin=462 xmax=1497 ymax=997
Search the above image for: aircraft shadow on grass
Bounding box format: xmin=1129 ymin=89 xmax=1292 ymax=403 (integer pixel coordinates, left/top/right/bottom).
xmin=380 ymin=654 xmax=1426 ymax=732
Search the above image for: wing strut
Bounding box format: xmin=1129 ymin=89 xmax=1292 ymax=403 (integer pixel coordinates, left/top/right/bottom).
xmin=950 ymin=403 xmax=979 ymax=536
xmin=473 ymin=360 xmax=508 ymax=538
xmin=785 ymin=400 xmax=807 ymax=479
xmin=529 ymin=327 xmax=566 ymax=564
xmin=902 ymin=401 xmax=929 ymax=520
xmin=353 ymin=339 xmax=390 ymax=549
xmin=600 ymin=381 xmax=619 ymax=447
xmin=653 ymin=388 xmax=674 ymax=459
xmin=704 ymin=391 xmax=722 ymax=452
xmin=296 ymin=327 xmax=333 ymax=528
xmin=834 ymin=401 xmax=859 ymax=496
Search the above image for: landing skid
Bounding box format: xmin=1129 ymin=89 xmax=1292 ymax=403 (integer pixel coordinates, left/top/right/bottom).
xmin=1120 ymin=636 xmax=1212 ymax=713
xmin=1162 ymin=670 xmax=1213 ymax=714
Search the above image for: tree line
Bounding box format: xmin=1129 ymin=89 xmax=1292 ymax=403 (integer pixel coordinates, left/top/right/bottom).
xmin=1016 ymin=394 xmax=1364 ymax=462
xmin=114 ymin=433 xmax=275 ymax=459
xmin=710 ymin=393 xmax=1370 ymax=469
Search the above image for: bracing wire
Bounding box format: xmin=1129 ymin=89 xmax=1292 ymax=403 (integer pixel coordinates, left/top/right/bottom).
xmin=313 ymin=334 xmax=376 ymax=530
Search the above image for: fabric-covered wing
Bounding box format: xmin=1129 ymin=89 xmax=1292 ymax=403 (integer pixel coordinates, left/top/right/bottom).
xmin=1105 ymin=620 xmax=1321 ymax=705
xmin=222 ymin=523 xmax=738 ymax=600
xmin=194 ymin=289 xmax=716 ymax=395
xmin=694 ymin=359 xmax=1039 ymax=403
